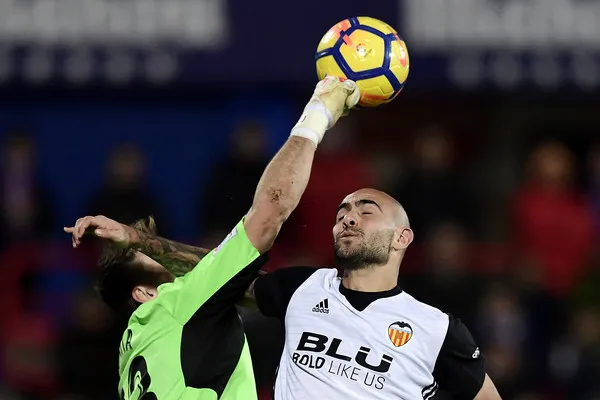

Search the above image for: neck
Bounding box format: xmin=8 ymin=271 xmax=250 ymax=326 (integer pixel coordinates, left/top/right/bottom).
xmin=342 ymin=263 xmax=399 ymax=292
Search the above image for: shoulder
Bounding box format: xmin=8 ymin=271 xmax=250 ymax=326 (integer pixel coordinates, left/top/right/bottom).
xmin=133 ymin=293 xmax=175 ymax=323
xmin=400 ymin=298 xmax=481 ymax=363
xmin=433 ymin=314 xmax=486 ymax=398
xmin=307 ymin=267 xmax=340 ymax=286
xmin=439 ymin=314 xmax=480 ymax=356
xmin=286 ymin=267 xmax=340 ymax=299
xmin=257 ymin=265 xmax=322 ymax=286
xmin=401 ymin=291 xmax=450 ymax=327
xmin=392 ymin=292 xmax=451 ymax=360
xmin=256 ymin=266 xmax=340 ymax=298
xmin=254 ymin=267 xmax=338 ymax=320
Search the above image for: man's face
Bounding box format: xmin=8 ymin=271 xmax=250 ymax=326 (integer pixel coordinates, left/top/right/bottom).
xmin=333 ymin=190 xmax=397 ymax=270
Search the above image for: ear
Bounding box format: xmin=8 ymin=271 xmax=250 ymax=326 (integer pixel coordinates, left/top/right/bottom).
xmin=132 ymin=285 xmax=157 ymax=304
xmin=392 ymin=227 xmax=414 ymax=251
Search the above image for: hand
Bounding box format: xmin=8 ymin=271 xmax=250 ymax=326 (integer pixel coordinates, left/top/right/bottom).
xmin=63 ymin=215 xmax=133 ymax=248
xmin=311 ymin=76 xmax=360 ymax=127
xmin=290 ymin=76 xmax=360 ymax=146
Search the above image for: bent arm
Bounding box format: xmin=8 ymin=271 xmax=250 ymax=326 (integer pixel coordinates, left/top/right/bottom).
xmin=126 ymin=226 xmax=211 ymax=277
xmin=473 ymin=374 xmax=502 ymax=400
xmin=123 ymin=134 xmax=318 ymax=281
xmin=244 ymin=136 xmax=317 ymax=254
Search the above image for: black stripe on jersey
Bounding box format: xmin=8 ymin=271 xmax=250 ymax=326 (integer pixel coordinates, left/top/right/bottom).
xmin=180 ymin=254 xmax=268 ymax=395
xmin=315 ymin=299 xmax=329 ymax=309
xmin=422 ymin=381 xmax=439 ymax=400
xmin=423 ymin=381 xmax=436 ymax=392
xmin=431 ymin=315 xmax=485 ymax=398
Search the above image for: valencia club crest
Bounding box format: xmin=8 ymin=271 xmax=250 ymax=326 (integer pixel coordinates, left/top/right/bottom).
xmin=388 ymin=321 xmax=413 ymax=347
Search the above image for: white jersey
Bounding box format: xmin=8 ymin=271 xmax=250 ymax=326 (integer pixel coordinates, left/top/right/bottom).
xmin=254 ymin=267 xmax=485 ymax=400
xmin=275 ymin=268 xmax=445 ymax=399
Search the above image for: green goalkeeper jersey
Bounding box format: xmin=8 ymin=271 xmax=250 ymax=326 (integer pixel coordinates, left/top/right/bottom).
xmin=118 ymin=219 xmax=266 ymax=400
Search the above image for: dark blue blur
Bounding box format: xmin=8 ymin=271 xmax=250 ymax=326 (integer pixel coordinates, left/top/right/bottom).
xmin=1 ymin=0 xmax=599 ymax=399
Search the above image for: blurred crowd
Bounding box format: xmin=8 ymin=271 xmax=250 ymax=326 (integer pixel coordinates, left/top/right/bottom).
xmin=0 ymin=102 xmax=599 ymax=400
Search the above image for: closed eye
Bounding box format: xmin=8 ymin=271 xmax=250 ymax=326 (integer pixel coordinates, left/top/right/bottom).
xmin=362 ymin=212 xmax=372 ymax=215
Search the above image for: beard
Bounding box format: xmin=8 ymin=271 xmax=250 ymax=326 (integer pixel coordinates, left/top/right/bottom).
xmin=334 ymin=229 xmax=395 ymax=271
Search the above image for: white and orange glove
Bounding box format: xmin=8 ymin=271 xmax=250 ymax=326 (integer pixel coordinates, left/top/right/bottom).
xmin=290 ymin=76 xmax=360 ymax=146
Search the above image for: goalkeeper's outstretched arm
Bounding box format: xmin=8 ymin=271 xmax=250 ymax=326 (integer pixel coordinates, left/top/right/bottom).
xmin=244 ymin=77 xmax=359 ymax=254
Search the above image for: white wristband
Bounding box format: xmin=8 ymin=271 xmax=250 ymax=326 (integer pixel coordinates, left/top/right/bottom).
xmin=290 ymin=127 xmax=322 ymax=146
xmin=290 ymin=100 xmax=332 ymax=146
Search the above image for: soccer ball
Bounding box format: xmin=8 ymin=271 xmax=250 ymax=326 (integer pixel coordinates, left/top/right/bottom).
xmin=316 ymin=17 xmax=410 ymax=107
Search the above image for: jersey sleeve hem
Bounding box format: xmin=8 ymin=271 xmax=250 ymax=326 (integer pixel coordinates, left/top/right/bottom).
xmin=157 ymin=218 xmax=262 ymax=325
xmin=432 ymin=314 xmax=486 ymax=399
xmin=213 ymin=217 xmax=260 ymax=257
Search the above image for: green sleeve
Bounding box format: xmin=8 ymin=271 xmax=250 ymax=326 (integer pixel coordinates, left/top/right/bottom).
xmin=156 ymin=218 xmax=260 ymax=325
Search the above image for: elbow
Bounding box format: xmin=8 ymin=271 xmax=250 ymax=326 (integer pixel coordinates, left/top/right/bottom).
xmin=257 ymin=188 xmax=294 ymax=224
xmin=244 ymin=187 xmax=297 ymax=253
xmin=244 ymin=205 xmax=288 ymax=254
xmin=267 ymin=188 xmax=293 ymax=219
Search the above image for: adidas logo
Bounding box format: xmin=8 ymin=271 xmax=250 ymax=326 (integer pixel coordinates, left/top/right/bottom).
xmin=312 ymin=298 xmax=329 ymax=314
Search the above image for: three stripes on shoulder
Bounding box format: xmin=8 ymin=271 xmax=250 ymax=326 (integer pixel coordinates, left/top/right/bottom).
xmin=312 ymin=298 xmax=330 ymax=314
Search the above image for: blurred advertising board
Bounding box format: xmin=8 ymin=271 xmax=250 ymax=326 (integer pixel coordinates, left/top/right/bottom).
xmin=402 ymin=0 xmax=600 ymax=90
xmin=0 ymin=0 xmax=598 ymax=90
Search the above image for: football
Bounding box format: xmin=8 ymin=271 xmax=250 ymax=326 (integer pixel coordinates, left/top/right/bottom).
xmin=316 ymin=17 xmax=410 ymax=107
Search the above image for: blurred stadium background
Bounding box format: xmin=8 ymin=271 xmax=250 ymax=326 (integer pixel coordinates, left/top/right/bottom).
xmin=0 ymin=0 xmax=599 ymax=399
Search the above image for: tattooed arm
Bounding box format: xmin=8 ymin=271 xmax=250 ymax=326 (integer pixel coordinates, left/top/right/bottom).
xmin=127 ymin=227 xmax=211 ymax=277
xmin=130 ymin=228 xmax=265 ymax=308
xmin=65 ymin=214 xmax=262 ymax=306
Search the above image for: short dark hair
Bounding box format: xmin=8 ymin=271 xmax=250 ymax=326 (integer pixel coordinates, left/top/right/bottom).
xmin=94 ymin=216 xmax=162 ymax=313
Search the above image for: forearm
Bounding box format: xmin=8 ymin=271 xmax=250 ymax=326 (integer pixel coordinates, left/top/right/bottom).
xmin=125 ymin=225 xmax=211 ymax=277
xmin=473 ymin=374 xmax=502 ymax=400
xmin=243 ymin=77 xmax=356 ymax=253
xmin=245 ymin=136 xmax=316 ymax=252
xmin=253 ymin=136 xmax=316 ymax=220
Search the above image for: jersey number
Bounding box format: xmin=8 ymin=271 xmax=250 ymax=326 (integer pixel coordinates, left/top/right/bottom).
xmin=122 ymin=356 xmax=158 ymax=400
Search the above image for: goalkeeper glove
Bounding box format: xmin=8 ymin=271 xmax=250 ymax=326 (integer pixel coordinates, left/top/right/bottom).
xmin=291 ymin=76 xmax=360 ymax=146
